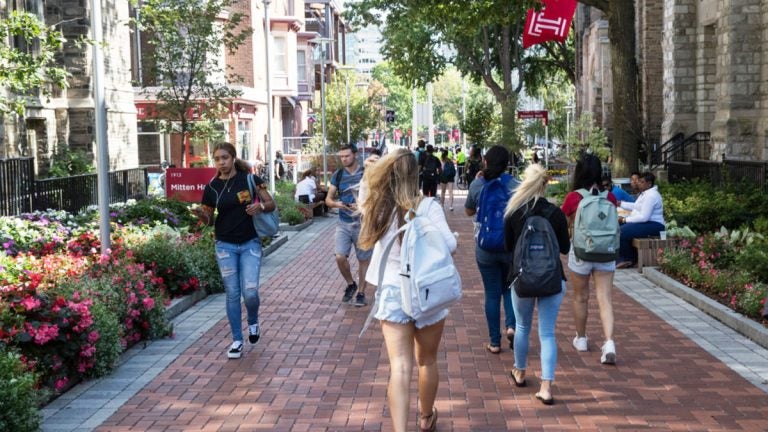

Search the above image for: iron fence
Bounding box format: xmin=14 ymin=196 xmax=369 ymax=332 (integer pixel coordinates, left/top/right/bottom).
xmin=0 ymin=157 xmax=35 ymax=215
xmin=667 ymin=158 xmax=768 ymax=190
xmin=0 ymin=158 xmax=148 ymax=216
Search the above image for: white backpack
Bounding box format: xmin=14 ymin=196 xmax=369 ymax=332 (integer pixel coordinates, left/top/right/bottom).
xmin=360 ymin=198 xmax=462 ymax=336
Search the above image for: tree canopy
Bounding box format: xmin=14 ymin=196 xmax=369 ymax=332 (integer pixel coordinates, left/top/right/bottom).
xmin=0 ymin=11 xmax=68 ymax=118
xmin=346 ymin=0 xmax=573 ymax=152
xmin=132 ymin=0 xmax=251 ymax=167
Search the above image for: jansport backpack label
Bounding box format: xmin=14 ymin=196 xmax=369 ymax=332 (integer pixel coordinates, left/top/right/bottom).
xmin=476 ymin=174 xmax=512 ymax=252
xmin=573 ymin=188 xmax=620 ymax=262
xmin=511 ymin=205 xmax=562 ymax=298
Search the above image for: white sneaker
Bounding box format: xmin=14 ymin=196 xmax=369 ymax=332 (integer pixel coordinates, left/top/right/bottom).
xmin=227 ymin=341 xmax=244 ymax=359
xmin=572 ymin=335 xmax=588 ymax=352
xmin=601 ymin=340 xmax=616 ymax=365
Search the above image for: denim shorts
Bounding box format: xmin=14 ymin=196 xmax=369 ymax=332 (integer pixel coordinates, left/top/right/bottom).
xmin=567 ymin=249 xmax=616 ymax=275
xmin=374 ymin=284 xmax=449 ymax=329
xmin=335 ymin=221 xmax=373 ymax=261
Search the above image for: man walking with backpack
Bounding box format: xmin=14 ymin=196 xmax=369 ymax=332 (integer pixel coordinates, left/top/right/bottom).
xmin=561 ymin=154 xmax=620 ymax=365
xmin=420 ymin=145 xmax=441 ymax=197
xmin=325 ymin=145 xmax=372 ymax=307
xmin=464 ymin=146 xmax=519 ymax=354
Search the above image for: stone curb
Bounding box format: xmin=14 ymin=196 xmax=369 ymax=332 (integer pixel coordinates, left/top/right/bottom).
xmin=263 ymin=233 xmax=288 ymax=257
xmin=279 ymin=219 xmax=313 ymax=231
xmin=643 ymin=267 xmax=768 ymax=350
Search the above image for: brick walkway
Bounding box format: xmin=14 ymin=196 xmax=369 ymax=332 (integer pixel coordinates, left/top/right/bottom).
xmin=56 ymin=194 xmax=768 ymax=431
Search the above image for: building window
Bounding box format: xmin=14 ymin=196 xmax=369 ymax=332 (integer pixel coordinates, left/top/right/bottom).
xmin=238 ymin=120 xmax=252 ymax=161
xmin=273 ymin=36 xmax=287 ymax=74
xmin=297 ymin=49 xmax=306 ymax=82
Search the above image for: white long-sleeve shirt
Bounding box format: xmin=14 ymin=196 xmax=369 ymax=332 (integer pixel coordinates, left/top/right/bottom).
xmin=620 ymin=185 xmax=665 ymax=225
xmin=366 ymin=198 xmax=457 ymax=288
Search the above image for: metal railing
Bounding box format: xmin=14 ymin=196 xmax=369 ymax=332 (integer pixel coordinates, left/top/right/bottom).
xmin=668 ymin=158 xmax=768 ymax=191
xmin=0 ymin=158 xmax=149 ymax=216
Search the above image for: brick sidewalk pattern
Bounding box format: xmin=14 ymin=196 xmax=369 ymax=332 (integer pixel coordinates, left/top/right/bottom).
xmin=95 ymin=196 xmax=768 ymax=431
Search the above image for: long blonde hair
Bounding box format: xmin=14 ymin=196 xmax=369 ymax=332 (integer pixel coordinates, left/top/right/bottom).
xmin=358 ymin=148 xmax=420 ymax=250
xmin=505 ymin=163 xmax=549 ymax=217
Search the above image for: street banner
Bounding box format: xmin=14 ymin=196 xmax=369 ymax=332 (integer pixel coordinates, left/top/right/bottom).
xmin=165 ymin=167 xmax=218 ymax=202
xmin=523 ymin=0 xmax=577 ymax=49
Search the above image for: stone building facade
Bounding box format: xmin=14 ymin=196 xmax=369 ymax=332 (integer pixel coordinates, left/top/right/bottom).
xmin=575 ymin=1 xmax=768 ymax=162
xmin=1 ymin=0 xmax=138 ymax=175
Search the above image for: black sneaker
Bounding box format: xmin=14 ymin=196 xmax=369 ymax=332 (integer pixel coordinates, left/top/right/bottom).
xmin=227 ymin=341 xmax=243 ymax=359
xmin=353 ymin=292 xmax=367 ymax=307
xmin=342 ymin=282 xmax=357 ymax=303
xmin=248 ymin=324 xmax=260 ymax=344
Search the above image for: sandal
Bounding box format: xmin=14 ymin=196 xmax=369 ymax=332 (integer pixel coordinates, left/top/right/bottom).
xmin=506 ymin=327 xmax=515 ymax=348
xmin=510 ymin=368 xmax=527 ymax=387
xmin=535 ymin=392 xmax=554 ymax=405
xmin=486 ymin=344 xmax=501 ymax=354
xmin=419 ymin=407 xmax=438 ymax=432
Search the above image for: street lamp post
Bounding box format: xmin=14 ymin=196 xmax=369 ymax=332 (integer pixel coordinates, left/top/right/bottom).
xmin=263 ymin=0 xmax=275 ymax=193
xmin=311 ymin=37 xmax=333 ymax=184
xmin=565 ymin=103 xmax=574 ymax=159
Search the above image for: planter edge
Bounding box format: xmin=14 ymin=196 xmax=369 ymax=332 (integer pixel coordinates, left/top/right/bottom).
xmin=643 ymin=267 xmax=768 ymax=350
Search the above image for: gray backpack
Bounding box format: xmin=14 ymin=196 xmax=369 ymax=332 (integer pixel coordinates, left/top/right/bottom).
xmin=573 ymin=188 xmax=620 ymax=262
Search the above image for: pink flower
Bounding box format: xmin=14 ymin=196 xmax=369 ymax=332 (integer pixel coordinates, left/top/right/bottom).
xmin=54 ymin=377 xmax=69 ymax=392
xmin=142 ymin=297 xmax=155 ymax=309
xmin=19 ymin=296 xmax=41 ymax=311
xmin=88 ymin=331 xmax=100 ymax=343
xmin=80 ymin=345 xmax=96 ymax=358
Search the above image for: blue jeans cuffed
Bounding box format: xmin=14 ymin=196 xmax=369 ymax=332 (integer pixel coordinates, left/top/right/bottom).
xmin=476 ymin=248 xmax=516 ymax=346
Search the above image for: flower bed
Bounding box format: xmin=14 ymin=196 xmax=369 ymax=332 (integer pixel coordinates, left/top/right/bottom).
xmin=0 ymin=198 xmax=221 ymax=431
xmin=658 ymin=230 xmax=768 ymax=326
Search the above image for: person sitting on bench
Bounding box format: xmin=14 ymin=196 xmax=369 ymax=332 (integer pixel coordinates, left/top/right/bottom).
xmin=616 ymin=172 xmax=665 ymax=268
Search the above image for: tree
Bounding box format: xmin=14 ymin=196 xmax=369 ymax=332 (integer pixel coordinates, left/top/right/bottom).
xmin=315 ymin=71 xmax=380 ymax=151
xmin=371 ymin=62 xmax=418 ymax=140
xmin=0 ymin=11 xmax=69 ymax=151
xmin=461 ymin=96 xmax=499 ymax=148
xmin=133 ymin=0 xmax=251 ymax=167
xmin=571 ymin=0 xmax=640 ymax=176
xmin=347 ymin=0 xmax=574 ymax=152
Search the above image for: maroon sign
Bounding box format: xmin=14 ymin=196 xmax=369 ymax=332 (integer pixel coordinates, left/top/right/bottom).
xmin=165 ymin=168 xmax=218 ymax=202
xmin=517 ymin=110 xmax=549 ymax=125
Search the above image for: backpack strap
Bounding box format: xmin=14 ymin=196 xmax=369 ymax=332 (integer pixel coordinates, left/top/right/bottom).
xmin=359 ymin=214 xmax=409 ymax=337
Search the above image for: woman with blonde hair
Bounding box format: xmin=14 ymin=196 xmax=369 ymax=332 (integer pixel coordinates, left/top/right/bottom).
xmin=503 ymin=163 xmax=570 ymax=405
xmin=359 ymin=148 xmax=457 ymax=432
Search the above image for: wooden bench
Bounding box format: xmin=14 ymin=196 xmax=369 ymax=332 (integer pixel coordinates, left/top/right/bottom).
xmin=632 ymin=238 xmax=679 ymax=270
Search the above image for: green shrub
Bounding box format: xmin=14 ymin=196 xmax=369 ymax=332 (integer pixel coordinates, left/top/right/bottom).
xmin=275 ymin=180 xmax=296 ymax=196
xmin=737 ymin=282 xmax=768 ymax=318
xmin=281 ymin=207 xmax=305 ymax=225
xmin=662 ymin=180 xmax=768 ymax=232
xmin=180 ymin=228 xmax=222 ymax=294
xmin=734 ymin=240 xmax=768 ymax=284
xmin=0 ymin=349 xmax=41 ymax=432
xmin=131 ymin=232 xmax=195 ymax=298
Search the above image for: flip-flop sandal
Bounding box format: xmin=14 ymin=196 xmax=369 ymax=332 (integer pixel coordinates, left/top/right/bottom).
xmin=486 ymin=344 xmax=501 ymax=354
xmin=506 ymin=328 xmax=515 ymax=348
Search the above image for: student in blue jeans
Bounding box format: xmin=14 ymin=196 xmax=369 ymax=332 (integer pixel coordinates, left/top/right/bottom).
xmin=194 ymin=142 xmax=276 ymax=359
xmin=464 ymin=146 xmax=519 ymax=354
xmin=503 ymin=163 xmax=570 ymax=405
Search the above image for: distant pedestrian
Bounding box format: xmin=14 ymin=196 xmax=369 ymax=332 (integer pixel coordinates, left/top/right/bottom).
xmin=438 ymin=150 xmax=455 ymax=211
xmin=325 ymin=145 xmax=372 ymax=307
xmin=192 ymin=142 xmax=276 ymax=359
xmin=358 ymin=148 xmax=456 ymax=432
xmin=420 ymin=145 xmax=441 ymax=197
xmin=563 ymin=154 xmax=620 ymax=364
xmin=504 ymin=163 xmax=570 ymax=405
xmin=465 ymin=146 xmax=482 ymax=183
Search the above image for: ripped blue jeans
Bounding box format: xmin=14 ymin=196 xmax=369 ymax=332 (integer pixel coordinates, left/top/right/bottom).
xmin=215 ymin=238 xmax=263 ymax=342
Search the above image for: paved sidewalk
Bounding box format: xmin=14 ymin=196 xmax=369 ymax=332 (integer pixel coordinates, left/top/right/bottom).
xmin=44 ymin=194 xmax=768 ymax=431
